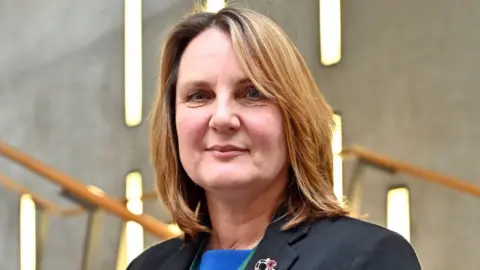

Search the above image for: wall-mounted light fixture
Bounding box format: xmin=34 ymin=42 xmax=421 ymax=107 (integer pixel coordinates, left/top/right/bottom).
xmin=20 ymin=194 xmax=36 ymax=270
xmin=125 ymin=172 xmax=144 ymax=263
xmin=332 ymin=113 xmax=343 ymax=203
xmin=124 ymin=0 xmax=143 ymax=127
xmin=205 ymin=0 xmax=225 ymax=12
xmin=319 ymin=0 xmax=342 ymax=66
xmin=387 ymin=186 xmax=411 ymax=242
xmin=117 ymin=172 xmax=144 ymax=270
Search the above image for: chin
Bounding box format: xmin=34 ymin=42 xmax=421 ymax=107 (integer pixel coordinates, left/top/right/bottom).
xmin=199 ymin=172 xmax=254 ymax=191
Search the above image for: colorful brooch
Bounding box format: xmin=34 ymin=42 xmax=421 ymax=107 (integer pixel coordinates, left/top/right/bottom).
xmin=254 ymin=258 xmax=277 ymax=270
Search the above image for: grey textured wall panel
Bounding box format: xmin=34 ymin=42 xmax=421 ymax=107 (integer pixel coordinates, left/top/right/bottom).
xmin=247 ymin=0 xmax=480 ymax=269
xmin=0 ymin=190 xmax=20 ymax=270
xmin=1 ymin=0 xmax=143 ymax=269
xmin=40 ymin=215 xmax=87 ymax=270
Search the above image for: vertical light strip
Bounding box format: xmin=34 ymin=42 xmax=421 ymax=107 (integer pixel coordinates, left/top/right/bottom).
xmin=124 ymin=0 xmax=143 ymax=127
xmin=20 ymin=194 xmax=36 ymax=270
xmin=319 ymin=0 xmax=342 ymax=66
xmin=125 ymin=172 xmax=144 ymax=264
xmin=387 ymin=187 xmax=411 ymax=242
xmin=332 ymin=114 xmax=343 ymax=203
xmin=205 ymin=0 xmax=225 ymax=12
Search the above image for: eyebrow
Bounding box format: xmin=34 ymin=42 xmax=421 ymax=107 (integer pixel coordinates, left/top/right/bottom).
xmin=177 ymin=77 xmax=253 ymax=91
xmin=177 ymin=80 xmax=211 ymax=91
xmin=236 ymin=78 xmax=253 ymax=86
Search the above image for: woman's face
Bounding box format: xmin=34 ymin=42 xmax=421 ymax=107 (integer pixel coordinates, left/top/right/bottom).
xmin=175 ymin=28 xmax=288 ymax=195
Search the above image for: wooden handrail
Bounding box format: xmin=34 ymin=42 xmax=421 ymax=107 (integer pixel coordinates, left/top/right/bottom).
xmin=0 ymin=141 xmax=179 ymax=239
xmin=59 ymin=191 xmax=159 ymax=216
xmin=0 ymin=173 xmax=64 ymax=214
xmin=341 ymin=145 xmax=480 ymax=199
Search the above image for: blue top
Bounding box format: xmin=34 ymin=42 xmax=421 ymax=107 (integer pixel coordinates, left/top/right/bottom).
xmin=198 ymin=249 xmax=253 ymax=270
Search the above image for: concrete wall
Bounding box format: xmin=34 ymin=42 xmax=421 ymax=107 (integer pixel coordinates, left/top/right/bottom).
xmin=0 ymin=0 xmax=191 ymax=269
xmin=246 ymin=0 xmax=480 ymax=269
xmin=0 ymin=0 xmax=478 ymax=269
xmin=0 ymin=0 xmax=129 ymax=265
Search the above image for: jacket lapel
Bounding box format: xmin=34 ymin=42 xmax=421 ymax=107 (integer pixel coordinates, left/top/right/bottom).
xmin=158 ymin=233 xmax=206 ymax=270
xmin=158 ymin=208 xmax=310 ymax=270
xmin=244 ymin=211 xmax=311 ymax=270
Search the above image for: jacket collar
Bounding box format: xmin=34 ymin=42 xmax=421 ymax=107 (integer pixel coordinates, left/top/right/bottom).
xmin=160 ymin=206 xmax=311 ymax=270
xmin=244 ymin=207 xmax=310 ymax=270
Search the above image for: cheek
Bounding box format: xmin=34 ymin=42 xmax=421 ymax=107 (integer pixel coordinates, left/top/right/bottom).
xmin=175 ymin=109 xmax=208 ymax=154
xmin=246 ymin=108 xmax=287 ymax=157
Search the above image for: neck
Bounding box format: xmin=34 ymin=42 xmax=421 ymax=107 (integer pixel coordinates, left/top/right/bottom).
xmin=205 ymin=180 xmax=286 ymax=250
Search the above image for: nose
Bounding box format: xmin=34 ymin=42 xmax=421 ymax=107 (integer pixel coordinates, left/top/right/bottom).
xmin=208 ymin=98 xmax=240 ymax=132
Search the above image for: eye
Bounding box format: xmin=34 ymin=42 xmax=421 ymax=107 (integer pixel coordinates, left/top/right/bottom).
xmin=244 ymin=86 xmax=265 ymax=100
xmin=187 ymin=91 xmax=209 ymax=102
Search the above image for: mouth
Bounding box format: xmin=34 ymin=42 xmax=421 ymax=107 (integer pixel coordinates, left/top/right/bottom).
xmin=207 ymin=144 xmax=247 ymax=152
xmin=206 ymin=145 xmax=248 ymax=158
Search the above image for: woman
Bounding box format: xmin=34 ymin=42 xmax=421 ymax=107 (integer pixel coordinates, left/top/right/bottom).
xmin=128 ymin=6 xmax=421 ymax=270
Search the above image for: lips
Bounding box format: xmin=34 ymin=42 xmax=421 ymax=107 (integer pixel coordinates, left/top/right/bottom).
xmin=207 ymin=145 xmax=248 ymax=158
xmin=207 ymin=145 xmax=247 ymax=152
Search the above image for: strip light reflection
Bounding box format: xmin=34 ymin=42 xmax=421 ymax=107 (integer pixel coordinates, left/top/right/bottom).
xmin=20 ymin=194 xmax=36 ymax=270
xmin=124 ymin=0 xmax=143 ymax=127
xmin=205 ymin=0 xmax=225 ymax=12
xmin=332 ymin=114 xmax=343 ymax=203
xmin=125 ymin=172 xmax=144 ymax=264
xmin=387 ymin=187 xmax=411 ymax=242
xmin=319 ymin=0 xmax=342 ymax=66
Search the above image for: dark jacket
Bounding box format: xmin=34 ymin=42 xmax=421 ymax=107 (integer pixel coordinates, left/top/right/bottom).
xmin=127 ymin=214 xmax=421 ymax=270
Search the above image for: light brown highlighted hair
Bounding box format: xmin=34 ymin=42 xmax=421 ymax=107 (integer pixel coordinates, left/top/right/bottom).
xmin=150 ymin=6 xmax=348 ymax=239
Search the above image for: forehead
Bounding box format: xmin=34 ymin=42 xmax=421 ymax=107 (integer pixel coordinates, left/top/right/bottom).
xmin=177 ymin=28 xmax=245 ymax=86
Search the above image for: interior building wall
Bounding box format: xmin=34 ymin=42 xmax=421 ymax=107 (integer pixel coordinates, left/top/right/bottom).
xmin=0 ymin=0 xmax=478 ymax=269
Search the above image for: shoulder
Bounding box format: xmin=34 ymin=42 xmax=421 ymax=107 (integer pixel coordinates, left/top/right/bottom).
xmin=298 ymin=216 xmax=421 ymax=269
xmin=308 ymin=215 xmax=402 ymax=243
xmin=126 ymin=237 xmax=183 ymax=270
